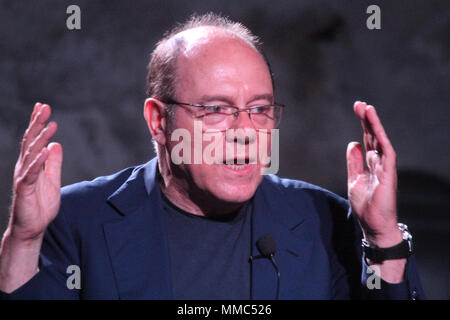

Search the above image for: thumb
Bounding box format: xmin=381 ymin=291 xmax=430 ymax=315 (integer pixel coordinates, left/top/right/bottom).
xmin=45 ymin=142 xmax=63 ymax=188
xmin=346 ymin=142 xmax=364 ymax=183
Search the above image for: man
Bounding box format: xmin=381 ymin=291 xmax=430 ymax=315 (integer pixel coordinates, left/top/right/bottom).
xmin=0 ymin=13 xmax=424 ymax=299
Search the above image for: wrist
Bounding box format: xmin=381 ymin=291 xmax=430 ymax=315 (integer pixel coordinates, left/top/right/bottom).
xmin=0 ymin=230 xmax=42 ymax=293
xmin=363 ymin=227 xmax=403 ymax=248
xmin=5 ymin=220 xmax=46 ymax=245
xmin=362 ymin=223 xmax=413 ymax=265
xmin=1 ymin=229 xmax=43 ymax=257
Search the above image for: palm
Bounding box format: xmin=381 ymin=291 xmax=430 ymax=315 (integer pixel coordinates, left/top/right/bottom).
xmin=13 ymin=161 xmax=61 ymax=238
xmin=10 ymin=103 xmax=62 ymax=241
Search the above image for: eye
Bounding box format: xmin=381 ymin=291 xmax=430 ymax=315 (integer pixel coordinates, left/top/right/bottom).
xmin=205 ymin=105 xmax=229 ymax=114
xmin=253 ymin=105 xmax=272 ymax=114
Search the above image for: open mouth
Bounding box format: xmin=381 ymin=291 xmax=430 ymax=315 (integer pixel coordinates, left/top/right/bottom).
xmin=222 ymin=157 xmax=255 ymax=171
xmin=223 ymin=157 xmax=252 ymax=165
xmin=225 ymin=163 xmax=250 ymax=170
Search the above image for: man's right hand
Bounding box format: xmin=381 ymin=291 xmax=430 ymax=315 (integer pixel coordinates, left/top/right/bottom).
xmin=0 ymin=103 xmax=63 ymax=293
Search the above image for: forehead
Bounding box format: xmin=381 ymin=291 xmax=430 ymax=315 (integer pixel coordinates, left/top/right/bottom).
xmin=173 ymin=27 xmax=273 ymax=100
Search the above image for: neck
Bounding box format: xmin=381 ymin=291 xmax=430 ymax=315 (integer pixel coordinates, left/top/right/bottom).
xmin=157 ymin=152 xmax=243 ymax=217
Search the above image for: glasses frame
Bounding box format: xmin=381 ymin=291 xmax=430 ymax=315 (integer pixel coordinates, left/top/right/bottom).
xmin=162 ymin=99 xmax=285 ymax=128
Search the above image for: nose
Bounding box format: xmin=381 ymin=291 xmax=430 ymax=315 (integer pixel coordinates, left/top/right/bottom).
xmin=230 ymin=109 xmax=255 ymax=130
xmin=226 ymin=110 xmax=257 ymax=145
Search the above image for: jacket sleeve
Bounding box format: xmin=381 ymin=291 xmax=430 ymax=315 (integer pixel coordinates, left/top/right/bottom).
xmin=361 ymin=253 xmax=425 ymax=300
xmin=0 ymin=206 xmax=81 ymax=300
xmin=316 ymin=189 xmax=426 ymax=300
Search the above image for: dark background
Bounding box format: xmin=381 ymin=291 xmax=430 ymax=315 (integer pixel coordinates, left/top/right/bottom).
xmin=0 ymin=0 xmax=448 ymax=299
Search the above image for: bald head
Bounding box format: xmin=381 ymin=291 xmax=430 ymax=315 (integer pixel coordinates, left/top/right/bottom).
xmin=174 ymin=30 xmax=273 ymax=106
xmin=173 ymin=26 xmax=259 ymax=57
xmin=146 ymin=13 xmax=273 ymax=103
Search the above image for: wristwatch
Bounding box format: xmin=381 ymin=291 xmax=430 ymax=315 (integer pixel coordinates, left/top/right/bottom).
xmin=362 ymin=223 xmax=413 ymax=263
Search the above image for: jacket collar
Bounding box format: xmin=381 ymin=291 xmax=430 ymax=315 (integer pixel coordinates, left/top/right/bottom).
xmin=106 ymin=158 xmax=158 ymax=216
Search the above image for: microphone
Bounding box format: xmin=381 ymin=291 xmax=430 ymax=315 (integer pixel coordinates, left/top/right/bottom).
xmin=249 ymin=234 xmax=280 ymax=300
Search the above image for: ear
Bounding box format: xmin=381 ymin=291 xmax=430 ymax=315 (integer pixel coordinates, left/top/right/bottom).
xmin=143 ymin=98 xmax=167 ymax=145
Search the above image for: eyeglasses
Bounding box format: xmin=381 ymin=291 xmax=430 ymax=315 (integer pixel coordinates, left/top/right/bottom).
xmin=162 ymin=99 xmax=285 ymax=129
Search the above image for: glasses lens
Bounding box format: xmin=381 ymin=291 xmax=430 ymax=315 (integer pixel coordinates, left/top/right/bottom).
xmin=202 ymin=106 xmax=235 ymax=126
xmin=201 ymin=105 xmax=283 ymax=129
xmin=251 ymin=105 xmax=283 ymax=128
xmin=273 ymin=105 xmax=282 ymax=128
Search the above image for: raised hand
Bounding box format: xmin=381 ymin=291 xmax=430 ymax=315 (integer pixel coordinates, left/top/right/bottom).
xmin=346 ymin=101 xmax=402 ymax=247
xmin=346 ymin=100 xmax=406 ymax=283
xmin=0 ymin=102 xmax=62 ymax=293
xmin=10 ymin=103 xmax=63 ymax=241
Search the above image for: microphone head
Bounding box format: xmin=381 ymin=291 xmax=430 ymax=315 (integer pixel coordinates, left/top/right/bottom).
xmin=256 ymin=234 xmax=277 ymax=256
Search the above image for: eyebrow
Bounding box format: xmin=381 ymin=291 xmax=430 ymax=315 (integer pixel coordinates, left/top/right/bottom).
xmin=199 ymin=93 xmax=274 ymax=105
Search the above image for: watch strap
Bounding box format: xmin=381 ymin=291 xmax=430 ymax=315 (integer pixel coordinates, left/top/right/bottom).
xmin=362 ymin=238 xmax=411 ymax=263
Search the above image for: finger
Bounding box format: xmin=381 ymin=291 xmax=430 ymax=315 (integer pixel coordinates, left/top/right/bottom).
xmin=21 ymin=104 xmax=52 ymax=157
xmin=365 ymin=106 xmax=393 ymax=154
xmin=353 ymin=101 xmax=367 ymax=120
xmin=20 ymin=147 xmax=49 ymax=187
xmin=346 ymin=141 xmax=364 ymax=182
xmin=365 ymin=105 xmax=396 ymax=169
xmin=363 ymin=112 xmax=381 ymax=171
xmin=45 ymin=142 xmax=63 ymax=188
xmin=363 ymin=128 xmax=380 ymax=162
xmin=356 ymin=101 xmax=384 ymax=153
xmin=30 ymin=102 xmax=42 ymax=123
xmin=22 ymin=121 xmax=58 ymax=169
xmin=353 ymin=101 xmax=374 ymax=148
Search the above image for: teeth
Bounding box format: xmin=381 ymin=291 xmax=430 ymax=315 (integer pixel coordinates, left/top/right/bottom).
xmin=224 ymin=159 xmax=255 ymax=165
xmin=226 ymin=164 xmax=249 ymax=170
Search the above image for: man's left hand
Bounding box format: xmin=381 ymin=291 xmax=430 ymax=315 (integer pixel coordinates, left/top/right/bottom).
xmin=346 ymin=101 xmax=403 ymax=251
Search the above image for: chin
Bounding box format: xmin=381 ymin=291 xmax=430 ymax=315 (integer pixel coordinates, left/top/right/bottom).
xmin=209 ymin=178 xmax=261 ymax=204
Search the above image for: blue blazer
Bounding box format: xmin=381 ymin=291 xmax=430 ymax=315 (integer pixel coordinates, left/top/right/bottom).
xmin=1 ymin=158 xmax=425 ymax=299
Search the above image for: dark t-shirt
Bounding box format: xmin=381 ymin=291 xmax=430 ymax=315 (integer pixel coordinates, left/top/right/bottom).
xmin=161 ymin=191 xmax=252 ymax=299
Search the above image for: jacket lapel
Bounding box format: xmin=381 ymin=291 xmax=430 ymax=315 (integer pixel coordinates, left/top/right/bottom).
xmin=251 ymin=178 xmax=315 ymax=300
xmin=103 ymin=158 xmax=173 ymax=299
